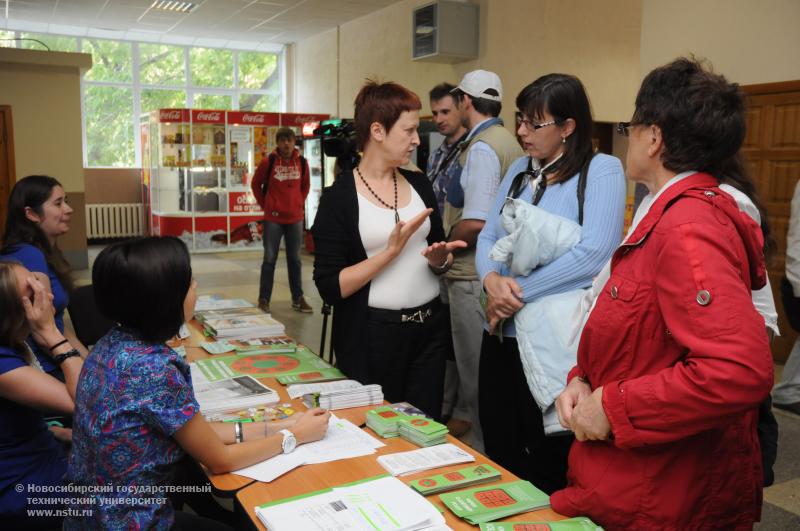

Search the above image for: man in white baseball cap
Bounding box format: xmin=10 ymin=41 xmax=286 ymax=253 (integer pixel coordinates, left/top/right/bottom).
xmin=439 ymin=70 xmax=522 ymax=453
xmin=452 ymin=69 xmax=503 ymax=102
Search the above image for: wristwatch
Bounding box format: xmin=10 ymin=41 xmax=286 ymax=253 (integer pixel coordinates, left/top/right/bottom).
xmin=279 ymin=429 xmax=297 ymax=454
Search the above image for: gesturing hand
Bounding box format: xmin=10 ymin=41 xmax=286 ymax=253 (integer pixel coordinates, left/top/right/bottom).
xmin=21 ymin=276 xmax=60 ymax=347
xmin=386 ymin=209 xmax=432 ymax=257
xmin=422 ymin=240 xmax=468 ymax=267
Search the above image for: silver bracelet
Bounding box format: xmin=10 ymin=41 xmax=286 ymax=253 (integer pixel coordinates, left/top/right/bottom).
xmin=234 ymin=421 xmax=243 ymax=443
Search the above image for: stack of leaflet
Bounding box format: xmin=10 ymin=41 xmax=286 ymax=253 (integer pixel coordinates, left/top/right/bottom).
xmin=194 ymin=294 xmax=254 ymax=312
xmin=397 ymin=417 xmax=448 ymax=447
xmin=365 ymin=402 xmax=427 ymax=438
xmin=479 ymin=517 xmax=604 ymax=531
xmin=193 ymin=375 xmax=279 ymax=417
xmin=199 ymin=308 xmax=286 ymax=340
xmin=255 ymin=475 xmax=447 ymax=531
xmin=440 ymin=480 xmax=550 ymax=525
xmin=301 ymin=381 xmax=383 ymax=410
xmin=286 ymin=379 xmax=363 ymax=400
xmin=410 ymin=463 xmax=502 ymax=495
xmin=377 ymin=443 xmax=475 ymax=476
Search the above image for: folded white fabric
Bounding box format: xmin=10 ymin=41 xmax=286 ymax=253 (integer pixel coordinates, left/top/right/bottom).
xmin=489 ymin=198 xmax=585 ymax=435
xmin=490 ymin=197 xmax=582 ymax=276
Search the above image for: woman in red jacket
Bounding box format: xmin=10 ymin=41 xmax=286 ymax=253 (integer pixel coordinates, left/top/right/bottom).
xmin=552 ymin=58 xmax=774 ymax=529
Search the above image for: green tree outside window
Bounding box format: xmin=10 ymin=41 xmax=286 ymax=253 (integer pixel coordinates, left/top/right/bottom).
xmin=141 ymin=89 xmax=186 ymax=114
xmin=19 ymin=32 xmax=78 ymax=52
xmin=192 ymin=93 xmax=232 ymax=110
xmin=140 ymin=43 xmax=185 ymax=86
xmin=190 ymin=48 xmax=233 ymax=88
xmin=82 ymin=39 xmax=132 ymax=83
xmin=84 ymin=86 xmax=135 ymax=167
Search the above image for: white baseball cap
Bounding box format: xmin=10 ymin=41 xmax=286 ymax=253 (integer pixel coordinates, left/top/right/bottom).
xmin=452 ymin=70 xmax=503 ymax=102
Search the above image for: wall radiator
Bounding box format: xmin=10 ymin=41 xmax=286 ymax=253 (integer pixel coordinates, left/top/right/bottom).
xmin=86 ymin=203 xmax=144 ymax=239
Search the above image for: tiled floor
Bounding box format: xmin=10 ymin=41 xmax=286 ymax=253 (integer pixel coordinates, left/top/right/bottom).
xmin=77 ymin=245 xmax=800 ymax=528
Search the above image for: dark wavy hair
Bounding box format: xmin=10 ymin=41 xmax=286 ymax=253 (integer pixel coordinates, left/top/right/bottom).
xmin=353 ymin=80 xmax=421 ymax=151
xmin=93 ymin=236 xmax=193 ymax=344
xmin=516 ymin=74 xmax=595 ymax=184
xmin=1 ymin=175 xmax=74 ymax=292
xmin=0 ymin=261 xmax=29 ymax=355
xmin=634 ymin=57 xmax=772 ymax=256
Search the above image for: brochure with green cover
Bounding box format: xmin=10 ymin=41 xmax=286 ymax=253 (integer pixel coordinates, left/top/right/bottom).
xmin=398 ymin=417 xmax=448 ymax=447
xmin=440 ymin=480 xmax=550 ymax=524
xmin=479 ymin=516 xmax=603 ymax=531
xmin=410 ymin=463 xmax=501 ymax=495
xmin=276 ymin=367 xmax=345 ymax=384
xmin=192 ymin=345 xmax=333 ymax=382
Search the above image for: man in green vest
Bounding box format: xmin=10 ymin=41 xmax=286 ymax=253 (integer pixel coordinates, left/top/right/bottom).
xmin=443 ymin=70 xmax=523 ymax=452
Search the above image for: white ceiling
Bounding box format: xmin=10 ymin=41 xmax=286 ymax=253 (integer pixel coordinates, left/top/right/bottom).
xmin=1 ymin=0 xmax=405 ymax=51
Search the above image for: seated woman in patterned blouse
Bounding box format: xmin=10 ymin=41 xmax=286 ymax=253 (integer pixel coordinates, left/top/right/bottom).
xmin=64 ymin=237 xmax=330 ymax=531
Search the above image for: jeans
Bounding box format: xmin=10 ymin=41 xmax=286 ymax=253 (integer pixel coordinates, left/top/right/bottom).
xmin=260 ymin=220 xmax=303 ymax=302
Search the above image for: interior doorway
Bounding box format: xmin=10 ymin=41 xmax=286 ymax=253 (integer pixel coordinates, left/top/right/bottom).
xmin=0 ymin=106 xmax=17 ymax=238
xmin=741 ymin=81 xmax=800 ymax=362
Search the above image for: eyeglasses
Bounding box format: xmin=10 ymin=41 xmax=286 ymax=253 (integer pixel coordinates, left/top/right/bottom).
xmin=515 ymin=112 xmax=562 ymax=132
xmin=616 ymin=121 xmax=639 ymax=137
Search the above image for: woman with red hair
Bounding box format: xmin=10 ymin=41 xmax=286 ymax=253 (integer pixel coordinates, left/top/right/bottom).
xmin=313 ymin=81 xmax=465 ymax=418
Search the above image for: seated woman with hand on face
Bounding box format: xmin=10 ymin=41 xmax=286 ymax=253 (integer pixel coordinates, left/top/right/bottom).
xmin=0 ymin=261 xmax=83 ymax=529
xmin=64 ymin=237 xmax=330 ymax=531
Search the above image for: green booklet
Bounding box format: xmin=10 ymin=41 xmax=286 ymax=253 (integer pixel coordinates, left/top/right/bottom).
xmin=192 ymin=345 xmax=333 ymax=382
xmin=398 ymin=417 xmax=448 ymax=447
xmin=411 ymin=463 xmax=501 ymax=495
xmin=479 ymin=516 xmax=604 ymax=531
xmin=440 ymin=480 xmax=549 ymax=524
xmin=366 ymin=402 xmax=427 ymax=438
xmin=276 ymin=367 xmax=345 ymax=384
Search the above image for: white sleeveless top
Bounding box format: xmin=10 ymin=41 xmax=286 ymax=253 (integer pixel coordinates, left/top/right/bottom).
xmin=357 ymin=187 xmax=440 ymax=310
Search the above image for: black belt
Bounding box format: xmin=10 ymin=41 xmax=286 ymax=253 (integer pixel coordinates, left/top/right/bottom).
xmin=368 ymin=298 xmax=441 ymax=324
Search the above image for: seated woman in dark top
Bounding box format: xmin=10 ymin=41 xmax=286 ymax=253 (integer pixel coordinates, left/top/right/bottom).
xmin=1 ymin=175 xmax=89 ymax=379
xmin=312 ymin=81 xmax=465 ymax=418
xmin=0 ymin=260 xmax=83 ymax=529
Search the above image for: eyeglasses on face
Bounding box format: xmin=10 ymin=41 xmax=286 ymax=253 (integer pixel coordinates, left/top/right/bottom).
xmin=616 ymin=121 xmax=640 ymax=137
xmin=515 ymin=111 xmax=562 ymax=132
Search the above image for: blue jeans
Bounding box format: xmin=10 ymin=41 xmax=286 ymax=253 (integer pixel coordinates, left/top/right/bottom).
xmin=260 ymin=220 xmax=303 ymax=302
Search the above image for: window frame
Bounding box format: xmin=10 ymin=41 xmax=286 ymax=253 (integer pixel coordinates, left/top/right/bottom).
xmin=1 ymin=31 xmax=283 ymax=169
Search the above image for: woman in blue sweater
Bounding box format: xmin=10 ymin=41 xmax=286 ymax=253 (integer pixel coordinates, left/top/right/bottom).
xmin=1 ymin=175 xmax=88 ymax=377
xmin=0 ymin=261 xmax=83 ymax=528
xmin=475 ymin=74 xmax=626 ymax=493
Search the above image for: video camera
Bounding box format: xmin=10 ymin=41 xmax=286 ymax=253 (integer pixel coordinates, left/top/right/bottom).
xmin=313 ymin=120 xmax=360 ymax=174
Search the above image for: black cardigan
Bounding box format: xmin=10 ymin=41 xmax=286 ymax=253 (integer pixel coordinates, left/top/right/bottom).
xmin=311 ymin=168 xmax=445 ymax=383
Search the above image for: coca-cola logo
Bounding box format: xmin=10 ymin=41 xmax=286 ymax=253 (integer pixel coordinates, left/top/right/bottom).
xmin=196 ymin=111 xmax=222 ymax=121
xmin=291 ymin=115 xmax=316 ymax=124
xmin=160 ymin=110 xmax=182 ymax=121
xmin=242 ymin=114 xmax=265 ymax=123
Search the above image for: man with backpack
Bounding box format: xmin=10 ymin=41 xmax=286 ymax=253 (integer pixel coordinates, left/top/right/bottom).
xmin=251 ymin=127 xmax=312 ymax=314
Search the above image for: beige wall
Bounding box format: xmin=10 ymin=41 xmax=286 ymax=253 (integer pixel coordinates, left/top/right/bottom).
xmin=640 ymin=0 xmax=800 ymax=86
xmin=292 ymin=0 xmax=642 ymax=124
xmin=0 ymin=48 xmax=91 ymax=268
xmin=84 ymin=168 xmax=142 ymax=204
xmin=293 ymin=28 xmax=340 ymax=115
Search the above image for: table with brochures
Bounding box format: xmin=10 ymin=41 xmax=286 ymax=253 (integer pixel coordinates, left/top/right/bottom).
xmin=182 ymin=319 xmax=567 ymax=529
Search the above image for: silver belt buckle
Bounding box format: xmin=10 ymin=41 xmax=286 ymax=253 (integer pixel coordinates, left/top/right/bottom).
xmin=402 ymin=308 xmax=431 ymax=323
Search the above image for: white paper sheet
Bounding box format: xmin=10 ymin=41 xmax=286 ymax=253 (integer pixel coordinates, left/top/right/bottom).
xmin=376 ymin=443 xmax=475 ymax=476
xmin=233 ymin=416 xmax=384 ymax=482
xmin=286 ymin=379 xmax=364 ymax=399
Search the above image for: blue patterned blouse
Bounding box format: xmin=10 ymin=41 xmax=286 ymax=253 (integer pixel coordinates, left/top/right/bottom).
xmin=65 ymin=327 xmax=199 ymax=530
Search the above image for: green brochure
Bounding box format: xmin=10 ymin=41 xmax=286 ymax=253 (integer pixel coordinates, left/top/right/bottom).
xmin=276 ymin=367 xmax=346 ymax=384
xmin=192 ymin=345 xmax=333 ymax=382
xmin=440 ymin=480 xmax=550 ymax=524
xmin=479 ymin=516 xmax=604 ymax=531
xmin=410 ymin=463 xmax=502 ymax=495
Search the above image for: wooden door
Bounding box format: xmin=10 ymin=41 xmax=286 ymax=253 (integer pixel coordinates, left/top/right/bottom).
xmin=0 ymin=106 xmax=17 ymax=238
xmin=741 ymin=81 xmax=800 ymax=363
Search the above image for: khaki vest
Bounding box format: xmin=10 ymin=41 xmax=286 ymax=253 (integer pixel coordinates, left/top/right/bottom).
xmin=444 ymin=123 xmax=523 ymax=280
